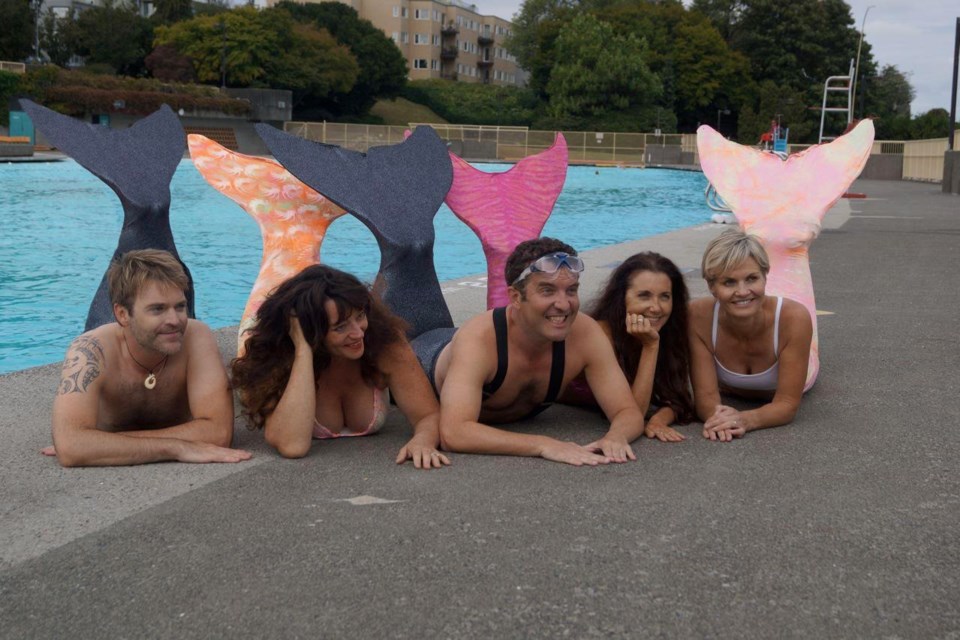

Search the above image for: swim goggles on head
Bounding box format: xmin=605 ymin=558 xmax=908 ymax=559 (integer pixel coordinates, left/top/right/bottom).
xmin=512 ymin=252 xmax=585 ymax=285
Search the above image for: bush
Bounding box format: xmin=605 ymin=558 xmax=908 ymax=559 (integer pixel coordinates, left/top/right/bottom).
xmin=402 ymin=79 xmax=537 ymax=127
xmin=18 ymin=66 xmax=249 ymax=116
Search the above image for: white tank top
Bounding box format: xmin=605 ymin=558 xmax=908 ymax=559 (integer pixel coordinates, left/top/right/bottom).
xmin=712 ymin=297 xmax=782 ymax=392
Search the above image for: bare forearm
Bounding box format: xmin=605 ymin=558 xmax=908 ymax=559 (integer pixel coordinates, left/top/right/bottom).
xmin=602 ymin=407 xmax=645 ymax=444
xmin=741 ymin=400 xmax=799 ymax=431
xmin=440 ymin=420 xmax=554 ymax=457
xmin=264 ymin=351 xmax=316 ymax=457
xmin=647 ymin=406 xmax=676 ymax=427
xmin=122 ymin=417 xmax=232 ymax=447
xmin=53 ymin=430 xmax=185 ymax=467
xmin=631 ymin=344 xmax=658 ymax=415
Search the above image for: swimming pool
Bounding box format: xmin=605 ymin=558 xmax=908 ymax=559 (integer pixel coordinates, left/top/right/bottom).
xmin=0 ymin=159 xmax=709 ymax=373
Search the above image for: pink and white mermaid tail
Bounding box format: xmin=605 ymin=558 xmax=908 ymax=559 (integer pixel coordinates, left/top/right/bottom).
xmin=697 ymin=120 xmax=875 ymax=389
xmin=187 ymin=135 xmax=347 ymax=353
xmin=444 ymin=133 xmax=568 ymax=308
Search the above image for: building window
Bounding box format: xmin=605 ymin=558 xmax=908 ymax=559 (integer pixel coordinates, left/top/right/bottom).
xmin=432 ymin=34 xmax=440 ymax=46
xmin=401 ymin=7 xmax=408 ymax=18
xmin=414 ymin=59 xmax=428 ymax=69
xmin=401 ymin=31 xmax=409 ymax=43
xmin=433 ymin=10 xmax=440 ymax=21
xmin=431 ymin=59 xmax=439 ymax=70
xmin=392 ymin=6 xmax=399 ymax=17
xmin=392 ymin=32 xmax=399 ymax=42
xmin=414 ymin=8 xmax=429 ymax=19
xmin=415 ymin=33 xmax=429 ymax=44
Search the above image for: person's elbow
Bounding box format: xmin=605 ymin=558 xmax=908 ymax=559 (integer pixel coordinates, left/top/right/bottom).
xmin=265 ymin=430 xmax=311 ymax=459
xmin=439 ymin=421 xmax=470 ymax=453
xmin=51 ymin=436 xmax=87 ymax=468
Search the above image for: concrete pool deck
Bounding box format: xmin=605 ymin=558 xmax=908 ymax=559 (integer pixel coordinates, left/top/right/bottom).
xmin=1 ymin=178 xmax=957 ymax=638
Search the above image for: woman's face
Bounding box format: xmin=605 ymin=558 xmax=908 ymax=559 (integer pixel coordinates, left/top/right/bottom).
xmin=709 ymin=258 xmax=767 ymax=315
xmin=624 ymin=270 xmax=673 ymax=331
xmin=322 ymin=299 xmax=368 ymax=360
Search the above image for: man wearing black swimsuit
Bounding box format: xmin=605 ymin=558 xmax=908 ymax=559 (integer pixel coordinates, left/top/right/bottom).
xmin=430 ymin=238 xmax=644 ymax=466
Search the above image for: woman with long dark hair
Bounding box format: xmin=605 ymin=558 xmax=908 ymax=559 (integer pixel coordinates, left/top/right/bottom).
xmin=231 ymin=265 xmax=448 ymax=467
xmin=561 ymin=252 xmax=695 ymax=441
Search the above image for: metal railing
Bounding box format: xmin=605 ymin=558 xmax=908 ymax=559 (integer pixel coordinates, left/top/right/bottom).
xmin=283 ymin=121 xmax=698 ymax=166
xmin=281 ymin=121 xmax=954 ymax=182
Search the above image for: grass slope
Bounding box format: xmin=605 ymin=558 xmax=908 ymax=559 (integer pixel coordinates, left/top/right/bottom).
xmin=371 ymin=97 xmax=448 ymax=126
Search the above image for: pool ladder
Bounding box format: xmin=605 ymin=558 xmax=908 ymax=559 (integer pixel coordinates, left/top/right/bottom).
xmin=704 ymin=183 xmax=731 ymax=212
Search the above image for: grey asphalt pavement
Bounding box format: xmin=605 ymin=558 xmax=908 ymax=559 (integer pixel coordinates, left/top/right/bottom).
xmin=1 ymin=179 xmax=958 ymax=638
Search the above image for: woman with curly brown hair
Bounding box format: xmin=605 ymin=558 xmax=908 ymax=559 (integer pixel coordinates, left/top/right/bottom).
xmin=231 ymin=265 xmax=448 ymax=468
xmin=560 ymin=252 xmax=695 ymax=442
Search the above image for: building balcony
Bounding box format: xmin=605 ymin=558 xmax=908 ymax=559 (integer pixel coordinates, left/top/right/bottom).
xmin=478 ymin=58 xmax=493 ymax=67
xmin=478 ymin=34 xmax=493 ymax=46
xmin=441 ymin=23 xmax=459 ymax=37
xmin=440 ymin=46 xmax=459 ymax=60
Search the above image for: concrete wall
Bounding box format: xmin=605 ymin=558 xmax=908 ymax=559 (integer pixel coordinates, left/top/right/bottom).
xmin=861 ymin=154 xmax=904 ymax=180
xmin=224 ymin=88 xmax=292 ymax=122
xmin=943 ymin=151 xmax=960 ymax=195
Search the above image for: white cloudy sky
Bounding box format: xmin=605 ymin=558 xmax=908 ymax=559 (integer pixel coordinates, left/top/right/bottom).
xmin=479 ymin=0 xmax=958 ymax=115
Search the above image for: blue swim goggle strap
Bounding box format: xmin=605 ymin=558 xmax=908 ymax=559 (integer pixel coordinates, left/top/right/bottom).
xmin=512 ymin=252 xmax=585 ymax=286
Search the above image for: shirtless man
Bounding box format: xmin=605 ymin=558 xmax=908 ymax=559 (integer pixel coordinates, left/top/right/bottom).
xmin=427 ymin=238 xmax=645 ymax=466
xmin=46 ymin=249 xmax=252 ymax=467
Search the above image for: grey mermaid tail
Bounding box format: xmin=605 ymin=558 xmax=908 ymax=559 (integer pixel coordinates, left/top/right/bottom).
xmin=20 ymin=100 xmax=193 ymax=330
xmin=255 ymin=124 xmax=454 ymax=338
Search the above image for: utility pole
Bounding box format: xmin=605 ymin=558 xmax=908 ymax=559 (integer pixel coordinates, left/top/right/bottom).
xmin=949 ymin=17 xmax=958 ymax=151
xmin=219 ymin=19 xmax=227 ymax=90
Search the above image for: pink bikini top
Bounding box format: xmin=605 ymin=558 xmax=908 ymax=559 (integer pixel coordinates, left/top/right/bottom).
xmin=312 ymin=386 xmax=389 ymax=439
xmin=712 ymin=297 xmax=782 ymax=392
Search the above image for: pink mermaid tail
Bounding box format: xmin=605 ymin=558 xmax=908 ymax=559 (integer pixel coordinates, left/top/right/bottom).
xmin=187 ymin=135 xmax=347 ymax=353
xmin=697 ymin=120 xmax=875 ymax=388
xmin=444 ymin=133 xmax=568 ymax=308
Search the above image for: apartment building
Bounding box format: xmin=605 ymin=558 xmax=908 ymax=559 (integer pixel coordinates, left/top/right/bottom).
xmin=286 ymin=0 xmax=527 ymax=87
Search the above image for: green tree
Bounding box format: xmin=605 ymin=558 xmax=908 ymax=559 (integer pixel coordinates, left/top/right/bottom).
xmin=0 ymin=0 xmax=35 ymax=61
xmin=69 ymin=0 xmax=154 ymax=75
xmin=39 ymin=8 xmax=77 ymax=67
xmin=150 ymin=0 xmax=192 ymax=26
xmin=144 ymin=43 xmax=195 ymax=82
xmin=403 ymin=79 xmax=538 ymax=126
xmin=737 ymin=80 xmax=812 ymax=143
xmin=860 ymin=64 xmax=914 ymax=138
xmin=277 ymin=1 xmax=407 ymax=116
xmin=601 ymin=1 xmax=752 ymax=131
xmin=153 ymin=7 xmax=358 ymax=103
xmin=910 ymin=109 xmax=953 ymax=140
xmin=544 ymin=13 xmax=661 ymax=127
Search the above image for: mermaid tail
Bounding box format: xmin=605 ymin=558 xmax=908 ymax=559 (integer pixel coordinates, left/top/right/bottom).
xmin=445 ymin=134 xmax=568 ymax=308
xmin=697 ymin=120 xmax=875 ymax=387
xmin=254 ymin=124 xmax=454 ymax=338
xmin=187 ymin=135 xmax=347 ymax=353
xmin=20 ymin=100 xmax=193 ymax=330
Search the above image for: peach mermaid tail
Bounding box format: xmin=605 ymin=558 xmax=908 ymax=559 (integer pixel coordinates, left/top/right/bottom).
xmin=697 ymin=120 xmax=875 ymax=388
xmin=187 ymin=135 xmax=347 ymax=353
xmin=444 ymin=134 xmax=568 ymax=308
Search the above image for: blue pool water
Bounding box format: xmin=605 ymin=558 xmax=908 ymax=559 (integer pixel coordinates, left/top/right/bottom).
xmin=0 ymin=159 xmax=709 ymax=373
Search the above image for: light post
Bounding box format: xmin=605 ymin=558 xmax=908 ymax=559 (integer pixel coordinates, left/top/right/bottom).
xmin=219 ymin=19 xmax=227 ymax=89
xmin=852 ymin=5 xmax=875 ymax=119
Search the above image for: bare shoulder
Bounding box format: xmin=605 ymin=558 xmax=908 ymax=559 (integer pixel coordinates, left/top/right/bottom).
xmin=779 ymin=297 xmax=813 ymax=333
xmin=57 ymin=326 xmax=116 ymax=396
xmin=567 ymin=313 xmax=609 ymax=357
xmin=378 ymin=334 xmax=419 ymax=372
xmin=182 ymin=320 xmax=228 ymax=378
xmin=688 ymin=297 xmax=715 ymax=332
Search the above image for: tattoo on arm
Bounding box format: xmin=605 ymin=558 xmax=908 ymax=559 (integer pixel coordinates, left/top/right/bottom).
xmin=58 ymin=336 xmax=105 ymax=395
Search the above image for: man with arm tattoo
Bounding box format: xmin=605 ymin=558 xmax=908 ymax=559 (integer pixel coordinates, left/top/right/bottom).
xmin=46 ymin=250 xmax=252 ymax=467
